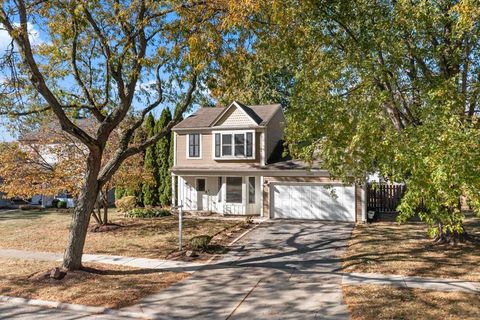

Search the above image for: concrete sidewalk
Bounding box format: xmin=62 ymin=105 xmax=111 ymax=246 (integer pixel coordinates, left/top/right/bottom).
xmin=0 ymin=248 xmax=202 ymax=273
xmin=342 ymin=272 xmax=480 ymax=293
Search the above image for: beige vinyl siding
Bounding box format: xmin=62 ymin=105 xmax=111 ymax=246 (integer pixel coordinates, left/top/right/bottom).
xmin=265 ymin=109 xmax=286 ymax=160
xmin=176 ymin=132 xmax=262 ymax=167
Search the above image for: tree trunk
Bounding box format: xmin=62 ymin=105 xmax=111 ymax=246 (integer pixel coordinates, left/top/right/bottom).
xmin=62 ymin=154 xmax=101 ymax=270
xmin=91 ymin=209 xmax=101 ymax=225
xmin=433 ymin=221 xmax=471 ymax=245
xmin=102 ymin=190 xmax=108 ymax=224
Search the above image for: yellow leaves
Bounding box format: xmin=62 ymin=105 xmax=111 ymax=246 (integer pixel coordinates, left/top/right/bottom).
xmin=452 ymin=0 xmax=480 ymax=31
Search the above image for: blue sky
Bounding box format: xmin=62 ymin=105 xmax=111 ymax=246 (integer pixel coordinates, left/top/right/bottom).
xmin=0 ymin=125 xmax=13 ymax=142
xmin=0 ymin=17 xmax=201 ymax=142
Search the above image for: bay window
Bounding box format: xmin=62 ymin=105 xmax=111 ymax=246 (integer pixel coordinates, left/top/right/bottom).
xmin=213 ymin=131 xmax=255 ymax=159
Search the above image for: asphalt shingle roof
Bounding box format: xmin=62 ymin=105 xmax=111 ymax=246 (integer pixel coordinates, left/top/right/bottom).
xmin=173 ymin=103 xmax=282 ymax=129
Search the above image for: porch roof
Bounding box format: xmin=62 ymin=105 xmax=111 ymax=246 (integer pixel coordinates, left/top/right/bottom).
xmin=171 ymin=162 xmax=330 ymax=177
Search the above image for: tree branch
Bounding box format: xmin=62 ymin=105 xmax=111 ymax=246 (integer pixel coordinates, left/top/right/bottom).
xmin=97 ymin=73 xmax=197 ymax=186
xmin=0 ymin=1 xmax=97 ymax=148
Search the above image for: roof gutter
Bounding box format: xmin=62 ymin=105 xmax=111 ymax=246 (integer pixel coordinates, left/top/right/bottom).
xmin=173 ymin=126 xmax=267 ymax=132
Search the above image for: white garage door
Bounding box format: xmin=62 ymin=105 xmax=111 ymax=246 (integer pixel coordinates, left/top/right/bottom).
xmin=271 ymin=184 xmax=356 ymax=221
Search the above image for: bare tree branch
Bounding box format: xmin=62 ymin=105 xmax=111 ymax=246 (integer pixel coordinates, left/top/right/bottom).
xmin=0 ymin=2 xmax=97 ymax=148
xmin=97 ymin=73 xmax=197 ymax=186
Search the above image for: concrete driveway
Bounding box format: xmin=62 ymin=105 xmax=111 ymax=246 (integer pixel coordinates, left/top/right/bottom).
xmin=126 ymin=220 xmax=353 ymax=320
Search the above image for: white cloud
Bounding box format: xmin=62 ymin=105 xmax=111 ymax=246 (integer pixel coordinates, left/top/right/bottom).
xmin=0 ymin=23 xmax=44 ymax=54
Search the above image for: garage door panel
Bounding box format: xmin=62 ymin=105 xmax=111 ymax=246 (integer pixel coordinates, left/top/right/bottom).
xmin=272 ymin=185 xmax=290 ymax=219
xmin=272 ymin=184 xmax=355 ymax=222
xmin=299 ymin=185 xmax=311 ymax=218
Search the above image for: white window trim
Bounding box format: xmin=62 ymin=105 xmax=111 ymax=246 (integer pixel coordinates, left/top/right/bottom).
xmin=212 ymin=130 xmax=255 ymax=160
xmin=186 ymin=133 xmax=202 ymax=159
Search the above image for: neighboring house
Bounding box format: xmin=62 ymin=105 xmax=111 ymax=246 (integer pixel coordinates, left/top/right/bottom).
xmin=17 ymin=119 xmax=100 ymax=209
xmin=171 ymin=101 xmax=366 ymax=222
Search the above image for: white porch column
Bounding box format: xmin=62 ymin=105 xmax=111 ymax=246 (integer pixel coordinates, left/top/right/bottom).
xmin=260 ymin=131 xmax=266 ymax=166
xmin=260 ymin=176 xmax=264 ymax=217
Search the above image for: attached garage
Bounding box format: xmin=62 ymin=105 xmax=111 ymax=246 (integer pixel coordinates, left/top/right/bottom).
xmin=270 ymin=183 xmax=356 ymax=221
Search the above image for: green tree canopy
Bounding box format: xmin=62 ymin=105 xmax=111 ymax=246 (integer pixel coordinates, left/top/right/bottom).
xmin=142 ymin=113 xmax=158 ymax=206
xmin=212 ymin=0 xmax=480 ymax=242
xmin=156 ymin=108 xmax=173 ymax=206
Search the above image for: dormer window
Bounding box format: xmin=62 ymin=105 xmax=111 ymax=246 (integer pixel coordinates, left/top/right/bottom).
xmin=213 ymin=131 xmax=254 ymax=160
xmin=188 ymin=133 xmax=201 ymax=158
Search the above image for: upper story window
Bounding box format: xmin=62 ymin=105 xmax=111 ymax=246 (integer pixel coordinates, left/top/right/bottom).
xmin=188 ymin=133 xmax=201 ymax=158
xmin=214 ymin=131 xmax=254 ymax=159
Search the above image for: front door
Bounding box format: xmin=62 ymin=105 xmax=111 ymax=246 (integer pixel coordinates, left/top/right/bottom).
xmin=196 ymin=178 xmax=206 ymax=211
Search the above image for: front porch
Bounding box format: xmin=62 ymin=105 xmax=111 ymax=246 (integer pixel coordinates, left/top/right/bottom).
xmin=174 ymin=175 xmax=262 ymax=216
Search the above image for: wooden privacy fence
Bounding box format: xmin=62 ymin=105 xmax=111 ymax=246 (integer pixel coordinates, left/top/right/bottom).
xmin=367 ymin=184 xmax=406 ymax=214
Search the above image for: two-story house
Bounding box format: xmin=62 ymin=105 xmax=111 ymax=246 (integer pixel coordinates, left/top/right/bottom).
xmin=171 ymin=101 xmax=366 ymax=222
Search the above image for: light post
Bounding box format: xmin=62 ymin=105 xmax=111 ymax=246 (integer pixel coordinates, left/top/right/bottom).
xmin=174 ymin=201 xmax=184 ymax=251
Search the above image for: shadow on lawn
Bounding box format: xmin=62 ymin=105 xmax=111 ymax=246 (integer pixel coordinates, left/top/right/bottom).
xmin=342 ymin=215 xmax=480 ymax=280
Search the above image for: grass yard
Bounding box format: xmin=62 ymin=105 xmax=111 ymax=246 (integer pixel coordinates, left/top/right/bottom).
xmin=343 ymin=284 xmax=480 ymax=320
xmin=343 ymin=214 xmax=480 ymax=282
xmin=0 ymin=209 xmax=242 ymax=259
xmin=0 ymin=258 xmax=188 ymax=308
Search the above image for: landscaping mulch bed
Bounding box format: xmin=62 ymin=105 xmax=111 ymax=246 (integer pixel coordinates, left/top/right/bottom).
xmin=164 ymin=220 xmax=256 ymax=262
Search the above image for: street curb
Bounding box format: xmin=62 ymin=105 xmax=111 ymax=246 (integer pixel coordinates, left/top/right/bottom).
xmin=0 ymin=295 xmax=150 ymax=319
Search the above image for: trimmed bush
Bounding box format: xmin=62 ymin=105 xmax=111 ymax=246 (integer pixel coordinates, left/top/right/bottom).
xmin=188 ymin=235 xmax=212 ymax=251
xmin=57 ymin=200 xmax=67 ymax=209
xmin=114 ymin=187 xmax=125 ymax=201
xmin=115 ymin=195 xmax=136 ymax=212
xmin=126 ymin=208 xmax=170 ymax=218
xmin=51 ymin=199 xmax=60 ymax=208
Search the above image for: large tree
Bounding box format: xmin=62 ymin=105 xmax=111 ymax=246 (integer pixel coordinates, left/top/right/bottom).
xmin=0 ymin=0 xmax=238 ymax=270
xmin=213 ymin=0 xmax=480 ymax=243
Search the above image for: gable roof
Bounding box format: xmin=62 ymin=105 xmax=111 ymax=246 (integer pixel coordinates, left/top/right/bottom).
xmin=173 ymin=102 xmax=282 ymax=130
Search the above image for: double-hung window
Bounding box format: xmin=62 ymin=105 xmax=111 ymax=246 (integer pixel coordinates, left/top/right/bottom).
xmin=214 ymin=131 xmax=254 ymax=159
xmin=221 ymin=134 xmax=232 ymax=156
xmin=188 ymin=133 xmax=201 ymax=158
xmin=234 ymin=134 xmax=245 ymax=156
